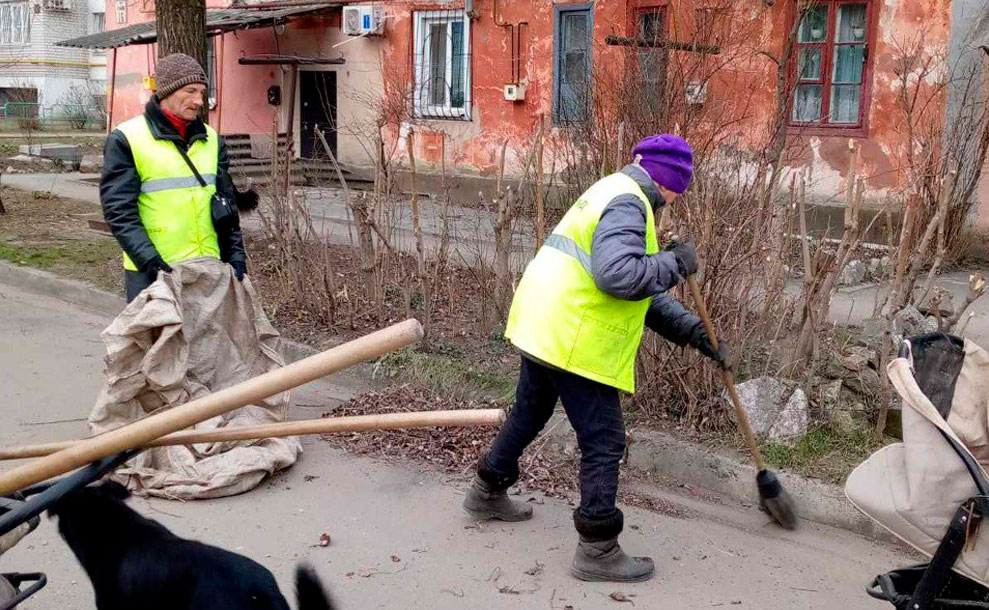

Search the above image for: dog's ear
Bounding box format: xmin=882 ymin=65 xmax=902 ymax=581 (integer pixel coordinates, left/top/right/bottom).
xmin=99 ymin=480 xmax=131 ymax=501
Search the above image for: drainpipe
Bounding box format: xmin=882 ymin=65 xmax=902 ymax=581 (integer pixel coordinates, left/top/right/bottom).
xmin=492 ymin=0 xmax=527 ymax=84
xmin=107 ymin=48 xmax=117 ymax=134
xmin=216 ymin=34 xmax=225 ymax=133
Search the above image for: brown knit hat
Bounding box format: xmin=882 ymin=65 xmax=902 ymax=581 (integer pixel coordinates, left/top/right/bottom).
xmin=155 ymin=53 xmax=207 ymax=100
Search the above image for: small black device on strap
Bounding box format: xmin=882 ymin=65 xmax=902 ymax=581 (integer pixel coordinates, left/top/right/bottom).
xmin=172 ymin=142 xmax=235 ymax=226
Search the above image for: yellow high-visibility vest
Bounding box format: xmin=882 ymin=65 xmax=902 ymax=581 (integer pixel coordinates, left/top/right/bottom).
xmin=116 ymin=115 xmax=220 ymax=271
xmin=505 ymin=171 xmax=659 ymax=393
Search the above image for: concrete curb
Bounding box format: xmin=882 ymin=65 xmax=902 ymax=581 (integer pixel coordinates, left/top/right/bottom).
xmin=0 ymin=260 xmax=887 ymax=539
xmin=543 ymin=414 xmax=889 ymax=540
xmin=625 ymin=428 xmax=888 ymax=539
xmin=0 ymin=261 xmax=125 ymax=315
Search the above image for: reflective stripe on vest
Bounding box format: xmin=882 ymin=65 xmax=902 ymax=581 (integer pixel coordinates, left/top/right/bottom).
xmin=140 ymin=174 xmax=217 ymax=193
xmin=543 ymin=233 xmax=592 ymax=274
xmin=504 ymin=171 xmax=659 ymax=393
xmin=116 ymin=116 xmax=221 ymax=271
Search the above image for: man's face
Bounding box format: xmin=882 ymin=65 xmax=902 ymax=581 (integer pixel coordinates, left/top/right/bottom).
xmin=657 ymin=184 xmax=678 ymax=206
xmin=160 ymin=83 xmax=206 ymax=121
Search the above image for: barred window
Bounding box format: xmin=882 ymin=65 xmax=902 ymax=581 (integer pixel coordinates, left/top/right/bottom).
xmin=413 ymin=9 xmax=471 ymax=120
xmin=0 ymin=2 xmax=30 ymax=45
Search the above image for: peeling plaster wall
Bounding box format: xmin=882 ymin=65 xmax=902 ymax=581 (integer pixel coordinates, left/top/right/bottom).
xmin=376 ymin=0 xmax=953 ymax=212
xmin=379 ymin=0 xmax=635 ymax=178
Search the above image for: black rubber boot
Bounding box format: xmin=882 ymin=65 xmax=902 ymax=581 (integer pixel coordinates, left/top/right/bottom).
xmin=462 ymin=475 xmax=533 ymax=522
xmin=570 ymin=537 xmax=655 ymax=582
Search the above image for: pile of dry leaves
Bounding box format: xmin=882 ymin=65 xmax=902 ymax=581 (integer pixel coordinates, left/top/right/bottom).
xmin=326 ymin=385 xmax=694 ymax=520
xmin=327 ymin=385 xmax=579 ymax=499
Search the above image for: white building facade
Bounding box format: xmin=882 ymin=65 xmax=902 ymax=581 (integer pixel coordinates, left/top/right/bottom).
xmin=0 ymin=0 xmax=106 ymax=125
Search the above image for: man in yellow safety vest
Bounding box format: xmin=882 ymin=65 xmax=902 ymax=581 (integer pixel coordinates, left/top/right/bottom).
xmin=463 ymin=135 xmax=730 ymax=583
xmin=100 ymin=53 xmax=252 ymax=302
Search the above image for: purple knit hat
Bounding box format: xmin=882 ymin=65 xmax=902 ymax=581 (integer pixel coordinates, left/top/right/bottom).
xmin=632 ymin=134 xmax=693 ymax=194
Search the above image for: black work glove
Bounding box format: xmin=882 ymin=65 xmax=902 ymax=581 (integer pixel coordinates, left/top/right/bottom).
xmin=141 ymin=256 xmax=173 ymax=276
xmin=665 ymin=241 xmax=699 ymax=277
xmin=692 ymin=327 xmax=732 ymax=370
xmin=230 ymin=260 xmax=247 ymax=282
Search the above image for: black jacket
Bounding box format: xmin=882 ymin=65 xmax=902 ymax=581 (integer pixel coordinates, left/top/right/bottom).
xmin=589 ymin=164 xmax=703 ymax=347
xmin=100 ymin=97 xmax=246 ymax=271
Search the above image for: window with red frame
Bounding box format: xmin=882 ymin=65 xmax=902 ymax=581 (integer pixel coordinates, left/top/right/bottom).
xmin=790 ymin=2 xmax=869 ymax=128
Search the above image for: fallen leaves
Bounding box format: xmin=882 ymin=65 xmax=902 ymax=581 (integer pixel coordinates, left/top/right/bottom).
xmin=610 ymin=591 xmax=635 ymax=605
xmin=326 ymin=385 xmax=579 ymax=500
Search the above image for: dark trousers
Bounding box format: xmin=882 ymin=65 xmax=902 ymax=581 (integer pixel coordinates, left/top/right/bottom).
xmin=124 ymin=270 xmax=156 ymax=303
xmin=481 ymin=355 xmax=626 ymax=525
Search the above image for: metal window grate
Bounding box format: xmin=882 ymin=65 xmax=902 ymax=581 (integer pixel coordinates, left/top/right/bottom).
xmin=412 ymin=9 xmax=471 ymax=121
xmin=0 ymin=3 xmax=31 ymax=45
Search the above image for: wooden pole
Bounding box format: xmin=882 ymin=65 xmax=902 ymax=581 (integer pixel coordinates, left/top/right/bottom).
xmin=0 ymin=409 xmax=506 ymax=461
xmin=686 ymin=276 xmax=766 ymax=471
xmin=0 ymin=320 xmax=423 ymax=495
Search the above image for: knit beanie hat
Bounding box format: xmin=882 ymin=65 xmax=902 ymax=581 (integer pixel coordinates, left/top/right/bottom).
xmin=155 ymin=53 xmax=207 ymax=101
xmin=632 ymin=134 xmax=694 ymax=194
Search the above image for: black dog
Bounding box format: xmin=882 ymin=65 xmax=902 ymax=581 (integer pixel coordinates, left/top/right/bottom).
xmin=48 ymin=481 xmax=334 ymax=610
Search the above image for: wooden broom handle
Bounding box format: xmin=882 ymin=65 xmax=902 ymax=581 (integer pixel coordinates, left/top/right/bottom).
xmin=0 ymin=409 xmax=506 ymax=461
xmin=0 ymin=319 xmax=424 ymax=495
xmin=685 ymin=276 xmax=766 ymax=471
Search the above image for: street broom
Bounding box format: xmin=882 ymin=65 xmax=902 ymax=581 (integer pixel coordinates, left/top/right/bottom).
xmin=686 ymin=275 xmax=799 ymax=530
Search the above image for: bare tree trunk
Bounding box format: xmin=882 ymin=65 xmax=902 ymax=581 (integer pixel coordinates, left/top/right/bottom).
xmin=156 ymin=0 xmax=206 ymax=71
xmin=903 ymin=173 xmax=954 ymax=305
xmin=156 ymin=0 xmax=206 ymax=118
xmin=493 ymin=141 xmax=513 ymax=318
xmin=886 ymin=193 xmax=916 ymax=313
xmin=406 ymin=129 xmax=432 ymax=345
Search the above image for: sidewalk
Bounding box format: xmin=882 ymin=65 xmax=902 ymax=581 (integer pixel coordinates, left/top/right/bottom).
xmin=0 ymin=131 xmax=105 ymax=138
xmin=0 ymin=173 xmax=537 ymax=270
xmin=0 ymin=171 xmax=101 ymax=203
xmin=4 ymin=171 xmax=988 ymax=346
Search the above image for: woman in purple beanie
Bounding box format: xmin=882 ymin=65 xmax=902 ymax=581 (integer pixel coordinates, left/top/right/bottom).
xmin=462 ymin=134 xmax=731 ymax=582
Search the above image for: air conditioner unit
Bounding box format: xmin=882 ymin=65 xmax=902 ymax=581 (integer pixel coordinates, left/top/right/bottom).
xmin=43 ymin=0 xmax=71 ymax=11
xmin=342 ymin=5 xmax=384 ymax=36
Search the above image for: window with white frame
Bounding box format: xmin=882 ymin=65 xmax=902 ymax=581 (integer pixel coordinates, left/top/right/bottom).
xmin=90 ymin=11 xmax=105 ymax=55
xmin=89 ymin=11 xmax=104 ymax=34
xmin=413 ymin=9 xmax=471 ymax=120
xmin=0 ymin=2 xmax=31 ymax=45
